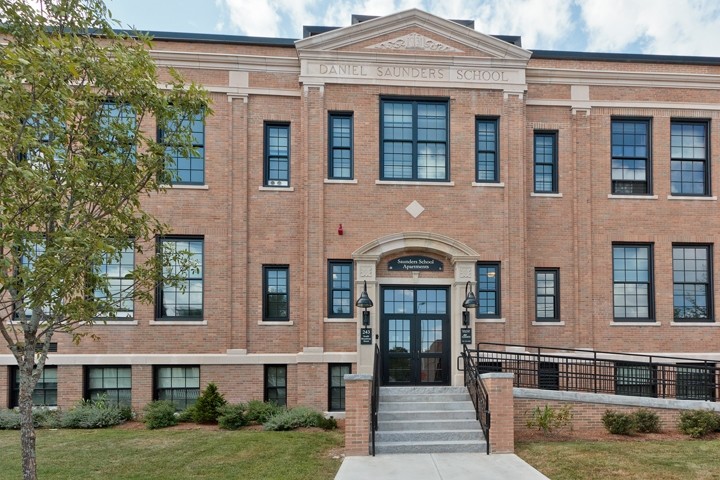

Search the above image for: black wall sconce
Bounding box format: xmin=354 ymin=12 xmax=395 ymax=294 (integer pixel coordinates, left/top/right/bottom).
xmin=356 ymin=280 xmax=374 ymax=327
xmin=462 ymin=280 xmax=478 ymax=326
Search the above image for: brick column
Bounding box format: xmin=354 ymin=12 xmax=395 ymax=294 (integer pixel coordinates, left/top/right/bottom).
xmin=481 ymin=372 xmax=514 ymax=453
xmin=132 ymin=365 xmax=153 ymax=413
xmin=0 ymin=366 xmax=8 ymax=408
xmin=344 ymin=374 xmax=372 ymax=456
xmin=57 ymin=365 xmax=83 ymax=409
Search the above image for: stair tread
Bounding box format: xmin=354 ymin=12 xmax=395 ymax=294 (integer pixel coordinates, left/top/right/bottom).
xmin=375 ymin=440 xmax=485 ymax=445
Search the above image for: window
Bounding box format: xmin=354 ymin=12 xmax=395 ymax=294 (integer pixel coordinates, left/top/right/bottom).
xmin=477 ymin=362 xmax=502 ymax=374
xmin=381 ymin=99 xmax=448 ymax=181
xmin=538 ymin=362 xmax=559 ymax=390
xmin=671 ymin=121 xmax=709 ymax=196
xmin=535 ymin=269 xmax=559 ymax=321
xmin=86 ymin=366 xmax=131 ymax=405
xmin=611 ymin=119 xmax=650 ymax=194
xmin=677 ymin=363 xmax=715 ymax=400
xmin=10 ymin=366 xmax=57 ymax=407
xmin=615 ymin=363 xmax=656 ymax=397
xmin=154 ymin=366 xmax=199 ymax=410
xmin=673 ymin=245 xmax=712 ymax=321
xmin=534 ymin=132 xmax=558 ymax=193
xmin=328 ymin=261 xmax=353 ymax=318
xmin=157 ymin=237 xmax=203 ymax=320
xmin=95 ymin=244 xmax=134 ymax=318
xmin=99 ymin=101 xmax=136 ymax=163
xmin=329 ymin=364 xmax=351 ymax=411
xmin=17 ymin=240 xmax=50 ymax=318
xmin=613 ymin=244 xmax=653 ymax=321
xmin=265 ymin=365 xmax=287 ymax=406
xmin=477 ymin=262 xmax=500 ymax=318
xmin=264 ymin=123 xmax=290 ymax=187
xmin=159 ymin=109 xmax=205 ymax=184
xmin=476 ymin=118 xmax=498 ymax=182
xmin=263 ymin=265 xmax=289 ymax=321
xmin=328 ymin=113 xmax=353 ymax=179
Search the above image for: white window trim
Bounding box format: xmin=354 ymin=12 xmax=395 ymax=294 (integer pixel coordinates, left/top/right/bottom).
xmin=667 ymin=195 xmax=717 ymax=201
xmin=531 ymin=192 xmax=563 ymax=198
xmin=324 ymin=179 xmax=358 ymax=184
xmin=259 ymin=186 xmax=295 ymax=192
xmin=608 ymin=194 xmax=658 ymax=200
xmin=472 ymin=182 xmax=505 ymax=188
xmin=375 ymin=180 xmax=455 ymax=187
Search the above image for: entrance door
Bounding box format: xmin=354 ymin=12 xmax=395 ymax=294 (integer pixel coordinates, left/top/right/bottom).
xmin=381 ymin=287 xmax=450 ymax=386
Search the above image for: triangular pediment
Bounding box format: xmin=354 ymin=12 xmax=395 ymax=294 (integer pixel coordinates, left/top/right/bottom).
xmin=295 ymin=9 xmax=531 ymax=62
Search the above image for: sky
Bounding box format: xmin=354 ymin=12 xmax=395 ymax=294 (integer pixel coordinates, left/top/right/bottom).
xmin=106 ymin=0 xmax=720 ymax=57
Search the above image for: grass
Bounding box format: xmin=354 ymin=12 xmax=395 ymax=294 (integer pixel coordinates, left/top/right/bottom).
xmin=516 ymin=439 xmax=720 ymax=480
xmin=0 ymin=428 xmax=344 ymax=480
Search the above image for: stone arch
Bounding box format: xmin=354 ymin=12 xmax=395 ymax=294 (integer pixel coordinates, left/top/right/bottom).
xmin=352 ymin=231 xmax=479 ymax=262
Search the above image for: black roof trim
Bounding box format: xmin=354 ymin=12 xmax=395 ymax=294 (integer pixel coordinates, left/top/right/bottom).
xmin=532 ymin=49 xmax=720 ymax=65
xmin=350 ymin=14 xmax=474 ymax=29
xmin=303 ymin=25 xmax=339 ymax=38
xmin=117 ymin=29 xmax=296 ymax=47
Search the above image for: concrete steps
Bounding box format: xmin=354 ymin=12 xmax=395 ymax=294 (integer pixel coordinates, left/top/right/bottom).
xmin=374 ymin=386 xmax=486 ymax=454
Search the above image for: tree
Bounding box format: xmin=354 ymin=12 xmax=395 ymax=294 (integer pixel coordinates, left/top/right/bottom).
xmin=0 ymin=1 xmax=209 ymax=478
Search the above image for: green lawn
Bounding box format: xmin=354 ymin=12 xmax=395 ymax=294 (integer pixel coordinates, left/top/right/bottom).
xmin=517 ymin=439 xmax=720 ymax=480
xmin=0 ymin=428 xmax=344 ymax=480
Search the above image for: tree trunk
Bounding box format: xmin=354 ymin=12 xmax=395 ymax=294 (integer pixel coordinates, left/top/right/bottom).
xmin=19 ymin=368 xmax=37 ymax=480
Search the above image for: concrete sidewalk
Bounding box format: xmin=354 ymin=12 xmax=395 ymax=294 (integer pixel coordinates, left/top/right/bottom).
xmin=334 ymin=453 xmax=549 ymax=480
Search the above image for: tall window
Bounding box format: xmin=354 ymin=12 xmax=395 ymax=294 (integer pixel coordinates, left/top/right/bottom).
xmin=615 ymin=363 xmax=656 ymax=397
xmin=613 ymin=244 xmax=653 ymax=321
xmin=265 ymin=365 xmax=287 ymax=406
xmin=477 ymin=262 xmax=500 ymax=318
xmin=328 ymin=261 xmax=352 ymax=318
xmin=264 ymin=123 xmax=290 ymax=187
xmin=611 ymin=119 xmax=650 ymax=194
xmin=535 ymin=269 xmax=559 ymax=321
xmin=154 ymin=366 xmax=200 ymax=410
xmin=264 ymin=265 xmax=289 ymax=321
xmin=86 ymin=366 xmax=131 ymax=406
xmin=381 ymin=99 xmax=448 ymax=181
xmin=329 ymin=364 xmax=351 ymax=411
xmin=11 ymin=366 xmax=57 ymax=407
xmin=671 ymin=121 xmax=709 ymax=196
xmin=329 ymin=113 xmax=353 ymax=179
xmin=159 ymin=110 xmax=205 ymax=184
xmin=476 ymin=118 xmax=498 ymax=182
xmin=157 ymin=238 xmax=203 ymax=320
xmin=99 ymin=101 xmax=136 ymax=162
xmin=534 ymin=132 xmax=558 ymax=193
xmin=95 ymin=245 xmax=134 ymax=318
xmin=17 ymin=240 xmax=50 ymax=318
xmin=673 ymin=245 xmax=712 ymax=321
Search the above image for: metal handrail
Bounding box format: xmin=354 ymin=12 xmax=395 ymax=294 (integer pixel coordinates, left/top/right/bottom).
xmin=460 ymin=345 xmax=491 ymax=454
xmin=371 ymin=342 xmax=380 ymax=456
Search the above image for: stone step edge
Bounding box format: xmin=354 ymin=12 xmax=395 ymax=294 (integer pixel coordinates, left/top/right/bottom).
xmin=374 ymin=440 xmax=487 ymax=446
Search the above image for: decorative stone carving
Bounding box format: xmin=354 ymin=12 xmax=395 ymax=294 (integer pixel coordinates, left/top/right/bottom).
xmin=458 ymin=266 xmax=473 ymax=279
xmin=406 ymin=200 xmax=425 ymax=218
xmin=367 ymin=33 xmax=462 ymax=53
xmin=359 ymin=266 xmax=375 ymax=278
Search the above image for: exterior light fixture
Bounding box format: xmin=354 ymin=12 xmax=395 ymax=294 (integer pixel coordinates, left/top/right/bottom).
xmin=462 ymin=280 xmax=478 ymax=327
xmin=356 ymin=280 xmax=374 ymax=327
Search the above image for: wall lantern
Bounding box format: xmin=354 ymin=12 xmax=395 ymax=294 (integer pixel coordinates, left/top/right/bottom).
xmin=462 ymin=281 xmax=478 ymax=327
xmin=356 ymin=280 xmax=374 ymax=326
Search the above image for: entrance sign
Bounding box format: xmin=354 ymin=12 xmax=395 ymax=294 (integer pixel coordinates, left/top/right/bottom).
xmin=460 ymin=327 xmax=473 ymax=345
xmin=388 ymin=256 xmax=443 ymax=272
xmin=360 ymin=328 xmax=373 ymax=345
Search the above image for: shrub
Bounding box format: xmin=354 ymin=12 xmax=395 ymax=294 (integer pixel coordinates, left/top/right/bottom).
xmin=0 ymin=409 xmax=20 ymax=430
xmin=263 ymin=406 xmax=337 ymax=432
xmin=176 ymin=405 xmax=196 ymax=423
xmin=633 ymin=409 xmax=662 ymax=433
xmin=602 ymin=410 xmax=636 ymax=435
xmin=61 ymin=400 xmax=130 ymax=429
xmin=525 ymin=405 xmax=574 ymax=434
xmin=192 ymin=383 xmax=227 ymax=424
xmin=143 ymin=401 xmax=178 ymax=430
xmin=0 ymin=408 xmax=62 ymax=430
xmin=245 ymin=400 xmax=284 ymax=424
xmin=679 ymin=409 xmax=720 ymax=438
xmin=218 ymin=403 xmax=248 ymax=430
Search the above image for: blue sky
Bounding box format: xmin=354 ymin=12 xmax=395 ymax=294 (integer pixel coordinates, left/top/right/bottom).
xmin=107 ymin=0 xmax=720 ymax=56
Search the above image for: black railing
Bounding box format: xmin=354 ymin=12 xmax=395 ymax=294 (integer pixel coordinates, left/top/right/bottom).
xmin=371 ymin=342 xmax=381 ymax=456
xmin=471 ymin=342 xmax=719 ymax=402
xmin=461 ymin=345 xmax=491 ymax=455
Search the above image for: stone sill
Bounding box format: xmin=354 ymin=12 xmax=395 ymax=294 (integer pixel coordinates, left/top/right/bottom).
xmin=608 ymin=194 xmax=658 ymax=200
xmin=472 ymin=182 xmax=505 ymax=188
xmin=149 ymin=320 xmax=207 ymax=326
xmin=375 ymin=180 xmax=454 ymax=187
xmin=259 ymin=186 xmax=295 ymax=192
xmin=531 ymin=192 xmax=562 ymax=198
xmin=258 ymin=321 xmax=294 ymax=326
xmin=532 ymin=321 xmax=565 ymax=326
xmin=324 ymin=179 xmax=358 ymax=184
xmin=667 ymin=195 xmax=717 ymax=201
xmin=609 ymin=322 xmax=661 ymax=326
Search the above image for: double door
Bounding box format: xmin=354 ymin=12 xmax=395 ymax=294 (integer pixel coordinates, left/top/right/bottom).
xmin=381 ymin=286 xmax=450 ymax=386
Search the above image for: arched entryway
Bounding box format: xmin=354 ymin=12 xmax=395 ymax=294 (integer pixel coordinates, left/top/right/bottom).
xmin=352 ymin=232 xmax=480 ymax=386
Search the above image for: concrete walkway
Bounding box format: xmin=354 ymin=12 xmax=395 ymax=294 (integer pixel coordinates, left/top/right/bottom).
xmin=335 ymin=453 xmax=549 ymax=480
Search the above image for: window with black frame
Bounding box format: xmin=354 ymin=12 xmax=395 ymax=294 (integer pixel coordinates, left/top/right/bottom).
xmin=328 ymin=113 xmax=353 ymax=180
xmin=264 ymin=123 xmax=290 ymax=187
xmin=157 ymin=237 xmax=203 ymax=320
xmin=611 ymin=119 xmax=650 ymax=195
xmin=159 ymin=109 xmax=205 ymax=185
xmin=477 ymin=262 xmax=500 ymax=318
xmin=86 ymin=366 xmax=132 ymax=405
xmin=328 ymin=261 xmax=352 ymax=318
xmin=264 ymin=265 xmax=289 ymax=321
xmin=676 ymin=363 xmax=715 ymax=400
xmin=11 ymin=366 xmax=57 ymax=407
xmin=381 ymin=99 xmax=448 ymax=181
xmin=154 ymin=366 xmax=199 ymax=410
xmin=265 ymin=365 xmax=287 ymax=406
xmin=671 ymin=121 xmax=709 ymax=196
xmin=673 ymin=245 xmax=712 ymax=322
xmin=329 ymin=364 xmax=351 ymax=411
xmin=613 ymin=244 xmax=653 ymax=322
xmin=615 ymin=362 xmax=656 ymax=397
xmin=534 ymin=132 xmax=558 ymax=193
xmin=476 ymin=118 xmax=498 ymax=183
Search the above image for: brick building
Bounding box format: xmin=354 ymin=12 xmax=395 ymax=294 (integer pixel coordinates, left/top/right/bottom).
xmin=3 ymin=9 xmax=720 ymax=413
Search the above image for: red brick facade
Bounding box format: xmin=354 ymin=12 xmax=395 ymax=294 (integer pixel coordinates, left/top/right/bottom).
xmin=3 ymin=9 xmax=720 ymax=412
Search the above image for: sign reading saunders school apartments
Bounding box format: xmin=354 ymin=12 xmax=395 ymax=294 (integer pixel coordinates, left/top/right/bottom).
xmin=388 ymin=256 xmax=444 ymax=272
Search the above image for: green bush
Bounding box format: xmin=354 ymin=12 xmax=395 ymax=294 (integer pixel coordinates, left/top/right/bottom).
xmin=0 ymin=409 xmax=20 ymax=430
xmin=0 ymin=408 xmax=62 ymax=430
xmin=218 ymin=403 xmax=248 ymax=430
xmin=143 ymin=401 xmax=178 ymax=430
xmin=525 ymin=405 xmax=574 ymax=434
xmin=679 ymin=409 xmax=720 ymax=438
xmin=633 ymin=409 xmax=662 ymax=433
xmin=245 ymin=400 xmax=284 ymax=424
xmin=192 ymin=383 xmax=227 ymax=424
xmin=263 ymin=406 xmax=337 ymax=432
xmin=61 ymin=400 xmax=130 ymax=429
xmin=176 ymin=405 xmax=195 ymax=423
xmin=602 ymin=410 xmax=636 ymax=435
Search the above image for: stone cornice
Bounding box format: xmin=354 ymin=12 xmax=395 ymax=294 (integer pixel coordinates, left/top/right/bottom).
xmin=528 ymin=67 xmax=720 ymax=90
xmin=151 ymin=49 xmax=299 ymax=73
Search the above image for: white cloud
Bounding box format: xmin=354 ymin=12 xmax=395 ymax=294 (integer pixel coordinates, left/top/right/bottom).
xmin=578 ymin=0 xmax=720 ymax=56
xmin=222 ymin=0 xmax=283 ymax=37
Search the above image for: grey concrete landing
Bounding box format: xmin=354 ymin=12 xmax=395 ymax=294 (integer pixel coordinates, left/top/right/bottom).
xmin=334 ymin=453 xmax=549 ymax=480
